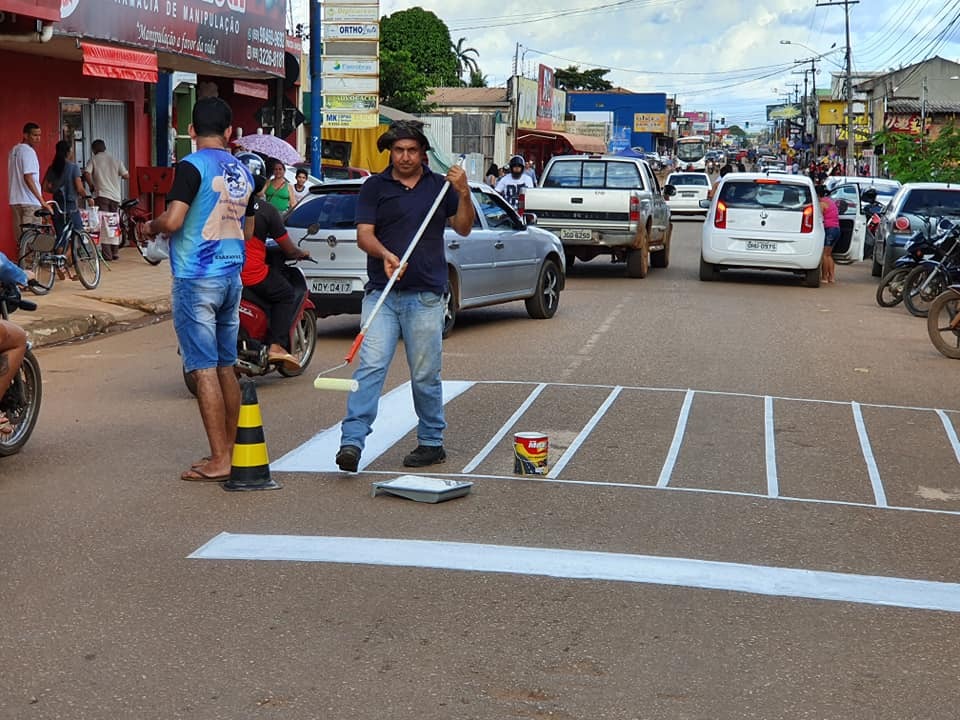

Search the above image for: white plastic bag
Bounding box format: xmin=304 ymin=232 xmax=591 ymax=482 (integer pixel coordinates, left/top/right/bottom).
xmin=144 ymin=233 xmax=170 ymax=263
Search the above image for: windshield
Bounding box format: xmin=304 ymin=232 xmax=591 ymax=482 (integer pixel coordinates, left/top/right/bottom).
xmin=542 ymin=160 xmax=642 ymax=189
xmin=669 ymin=174 xmax=709 ymax=186
xmin=901 ymin=189 xmax=960 ymax=218
xmin=676 ymin=141 xmax=707 ymax=162
xmin=719 ymin=181 xmax=812 ymax=210
xmin=285 ymin=190 xmax=360 ymax=229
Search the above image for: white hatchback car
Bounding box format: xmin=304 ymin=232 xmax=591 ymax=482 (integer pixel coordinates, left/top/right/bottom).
xmin=699 ymin=173 xmax=825 ymax=287
xmin=665 ymin=172 xmax=711 ymax=218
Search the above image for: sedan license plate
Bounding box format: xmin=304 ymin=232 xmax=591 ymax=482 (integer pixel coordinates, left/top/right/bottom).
xmin=310 ymin=279 xmax=353 ymax=294
xmin=560 ymin=228 xmax=593 ymax=241
xmin=745 ymin=240 xmax=778 ymax=252
xmin=681 ymin=192 xmax=696 ymax=198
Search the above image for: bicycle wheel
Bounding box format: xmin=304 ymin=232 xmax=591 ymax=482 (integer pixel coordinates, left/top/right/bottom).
xmin=903 ymin=265 xmax=947 ymax=318
xmin=928 ymin=291 xmax=960 ymax=359
xmin=876 ymin=267 xmax=910 ymax=307
xmin=71 ymin=230 xmax=101 ymax=289
xmin=19 ymin=231 xmax=55 ymax=295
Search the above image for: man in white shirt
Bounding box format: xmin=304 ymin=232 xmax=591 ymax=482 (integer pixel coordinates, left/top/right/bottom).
xmin=7 ymin=122 xmax=46 ymax=244
xmin=495 ymin=155 xmax=535 ymax=210
xmin=83 ymin=139 xmax=128 ymax=213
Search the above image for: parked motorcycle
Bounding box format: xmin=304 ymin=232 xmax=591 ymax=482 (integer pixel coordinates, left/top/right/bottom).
xmin=927 ymin=284 xmax=960 ymax=359
xmin=0 ymin=281 xmax=42 ymax=455
xmin=182 ymin=247 xmax=318 ymax=396
xmin=901 ymin=219 xmax=960 ymax=317
xmin=875 ymin=231 xmax=942 ymax=307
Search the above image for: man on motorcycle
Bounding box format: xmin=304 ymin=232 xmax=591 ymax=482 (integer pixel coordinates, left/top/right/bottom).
xmin=0 ymin=252 xmax=34 ymax=435
xmin=240 ymin=186 xmax=311 ymax=372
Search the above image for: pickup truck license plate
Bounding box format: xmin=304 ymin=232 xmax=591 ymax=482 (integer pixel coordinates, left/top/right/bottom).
xmin=681 ymin=192 xmax=696 ymax=198
xmin=560 ymin=228 xmax=592 ymax=241
xmin=310 ymin=279 xmax=353 ymax=294
xmin=745 ymin=240 xmax=778 ymax=252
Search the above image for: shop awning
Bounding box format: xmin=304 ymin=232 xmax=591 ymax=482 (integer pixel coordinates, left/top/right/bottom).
xmin=517 ymin=129 xmax=607 ymax=154
xmin=81 ymin=42 xmax=158 ymax=83
xmin=0 ymin=0 xmax=59 ymax=22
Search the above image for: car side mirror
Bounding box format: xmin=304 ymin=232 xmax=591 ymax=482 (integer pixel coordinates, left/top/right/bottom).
xmin=699 ymin=199 xmax=711 ymax=209
xmin=663 ymin=184 xmax=677 ymax=198
xmin=523 ymin=212 xmax=538 ymax=226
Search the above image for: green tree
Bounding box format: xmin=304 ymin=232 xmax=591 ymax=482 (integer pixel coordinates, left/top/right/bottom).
xmin=451 ymin=37 xmax=480 ymax=84
xmin=467 ymin=69 xmax=488 ymax=88
xmin=726 ymin=125 xmax=747 ymax=137
xmin=381 ymin=8 xmax=459 ymax=87
xmin=874 ymin=124 xmax=960 ymax=183
xmin=379 ymin=48 xmax=435 ymax=114
xmin=554 ymin=65 xmax=613 ymax=91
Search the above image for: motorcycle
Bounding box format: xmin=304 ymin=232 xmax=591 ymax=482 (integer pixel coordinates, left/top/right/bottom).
xmin=875 ymin=231 xmax=943 ymax=307
xmin=182 ymin=246 xmax=318 ymax=396
xmin=0 ymin=281 xmax=42 ymax=455
xmin=901 ymin=219 xmax=960 ymax=317
xmin=927 ymin=283 xmax=960 ymax=359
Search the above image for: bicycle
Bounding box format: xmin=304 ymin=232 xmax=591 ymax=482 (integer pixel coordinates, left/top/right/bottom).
xmin=118 ymin=198 xmax=162 ymax=266
xmin=17 ymin=202 xmax=101 ymax=295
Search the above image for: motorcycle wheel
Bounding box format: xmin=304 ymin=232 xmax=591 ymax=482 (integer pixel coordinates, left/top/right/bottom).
xmin=278 ymin=309 xmax=317 ymax=377
xmin=0 ymin=349 xmax=42 ymax=456
xmin=903 ymin=265 xmax=947 ymax=318
xmin=927 ymin=291 xmax=960 ymax=359
xmin=876 ymin=267 xmax=911 ymax=307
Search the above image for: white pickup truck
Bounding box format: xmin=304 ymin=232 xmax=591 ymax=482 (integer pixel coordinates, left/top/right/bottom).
xmin=519 ymin=155 xmax=675 ymax=277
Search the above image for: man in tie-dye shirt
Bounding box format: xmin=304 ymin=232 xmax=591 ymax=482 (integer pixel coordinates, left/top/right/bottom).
xmin=143 ymin=97 xmax=259 ymax=483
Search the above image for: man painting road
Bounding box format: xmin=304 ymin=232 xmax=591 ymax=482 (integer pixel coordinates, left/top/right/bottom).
xmin=335 ymin=120 xmax=475 ymax=473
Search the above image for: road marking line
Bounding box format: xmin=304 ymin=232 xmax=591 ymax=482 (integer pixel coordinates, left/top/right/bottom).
xmin=272 ymin=381 xmax=474 ymax=472
xmin=460 ymin=383 xmax=547 ymax=474
xmin=657 ymin=389 xmax=694 ymax=488
xmin=937 ymin=409 xmax=960 ymax=465
xmin=852 ymin=401 xmax=887 ymax=508
xmin=765 ymin=396 xmax=779 ymax=498
xmin=190 ymin=533 xmax=960 ymax=614
xmin=547 ymin=386 xmax=623 ymax=478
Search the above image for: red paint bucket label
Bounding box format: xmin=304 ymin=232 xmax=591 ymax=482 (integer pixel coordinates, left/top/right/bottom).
xmin=514 ymin=432 xmax=548 ymax=475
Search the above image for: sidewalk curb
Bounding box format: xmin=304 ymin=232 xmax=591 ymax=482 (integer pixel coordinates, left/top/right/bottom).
xmin=24 ymin=296 xmax=172 ymax=348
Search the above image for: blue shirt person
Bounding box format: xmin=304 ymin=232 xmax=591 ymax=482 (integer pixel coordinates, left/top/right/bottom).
xmin=0 ymin=250 xmax=32 ymax=436
xmin=142 ymin=97 xmax=258 ymax=483
xmin=335 ymin=121 xmax=475 ymax=473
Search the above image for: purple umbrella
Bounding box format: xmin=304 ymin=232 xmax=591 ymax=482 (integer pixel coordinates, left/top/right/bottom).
xmin=233 ymin=134 xmax=303 ymax=166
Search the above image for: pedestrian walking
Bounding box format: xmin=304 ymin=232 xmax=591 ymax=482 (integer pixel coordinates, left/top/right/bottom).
xmin=291 ymin=168 xmax=310 ymax=205
xmin=7 ymin=122 xmax=48 ymax=244
xmin=334 ymin=120 xmax=475 ymax=473
xmin=485 ymin=162 xmax=499 ymax=187
xmin=82 ymin=139 xmax=129 ymax=260
xmin=141 ymin=96 xmax=258 ymax=482
xmin=817 ymin=184 xmax=839 ymax=284
xmin=523 ymin=158 xmax=538 ymax=184
xmin=42 ymin=140 xmax=89 ymax=265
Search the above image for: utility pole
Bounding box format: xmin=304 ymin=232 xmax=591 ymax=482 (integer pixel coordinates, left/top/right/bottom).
xmin=920 ymin=76 xmax=928 ymax=150
xmin=818 ymin=0 xmax=859 ymax=173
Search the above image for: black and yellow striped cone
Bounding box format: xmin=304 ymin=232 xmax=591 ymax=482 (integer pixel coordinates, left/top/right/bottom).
xmin=224 ymin=381 xmax=280 ymax=491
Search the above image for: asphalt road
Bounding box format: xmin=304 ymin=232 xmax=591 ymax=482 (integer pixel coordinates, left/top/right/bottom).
xmin=3 ymin=220 xmax=960 ymax=719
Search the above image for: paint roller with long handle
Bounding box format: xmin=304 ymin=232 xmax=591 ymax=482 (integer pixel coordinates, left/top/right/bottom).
xmin=314 ymin=157 xmax=466 ymax=393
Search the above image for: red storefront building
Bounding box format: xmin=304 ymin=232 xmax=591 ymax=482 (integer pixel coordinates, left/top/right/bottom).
xmin=0 ymin=0 xmax=293 ymax=257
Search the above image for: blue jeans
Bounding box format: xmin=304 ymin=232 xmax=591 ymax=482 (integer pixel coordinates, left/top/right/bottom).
xmin=340 ymin=289 xmax=446 ymax=451
xmin=172 ymin=273 xmax=242 ymax=372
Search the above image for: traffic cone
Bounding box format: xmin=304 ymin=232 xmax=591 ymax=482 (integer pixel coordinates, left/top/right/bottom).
xmin=224 ymin=381 xmax=280 ymax=491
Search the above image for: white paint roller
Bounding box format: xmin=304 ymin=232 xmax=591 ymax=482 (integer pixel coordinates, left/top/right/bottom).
xmin=313 ymin=377 xmax=360 ymax=392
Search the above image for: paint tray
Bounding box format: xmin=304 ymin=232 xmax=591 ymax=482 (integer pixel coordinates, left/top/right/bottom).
xmin=371 ymin=475 xmax=473 ymax=503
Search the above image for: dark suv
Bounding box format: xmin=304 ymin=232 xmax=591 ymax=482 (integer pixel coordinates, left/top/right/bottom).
xmin=872 ymin=183 xmax=960 ymax=277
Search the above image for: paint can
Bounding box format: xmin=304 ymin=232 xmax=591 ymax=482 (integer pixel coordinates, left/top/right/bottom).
xmin=514 ymin=432 xmax=548 ymax=475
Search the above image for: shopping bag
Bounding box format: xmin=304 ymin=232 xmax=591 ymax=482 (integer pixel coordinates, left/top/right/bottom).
xmin=99 ymin=212 xmax=121 ymax=243
xmin=80 ymin=207 xmax=100 ymax=232
xmin=144 ymin=233 xmax=170 ymax=263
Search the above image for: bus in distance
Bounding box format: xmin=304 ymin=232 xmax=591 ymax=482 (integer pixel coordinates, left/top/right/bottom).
xmin=676 ymin=136 xmax=708 ymax=171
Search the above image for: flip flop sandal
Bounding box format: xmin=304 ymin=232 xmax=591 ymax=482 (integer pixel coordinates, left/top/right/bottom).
xmin=180 ymin=467 xmax=230 ymax=482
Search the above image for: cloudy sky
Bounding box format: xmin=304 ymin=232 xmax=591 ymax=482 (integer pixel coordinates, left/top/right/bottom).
xmin=299 ymin=0 xmax=960 ymax=128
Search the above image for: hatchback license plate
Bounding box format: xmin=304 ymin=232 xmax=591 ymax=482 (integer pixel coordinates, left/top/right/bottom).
xmin=746 ymin=240 xmax=778 ymax=252
xmin=681 ymin=192 xmax=696 ymax=197
xmin=311 ymin=279 xmax=353 ymax=294
xmin=560 ymin=228 xmax=593 ymax=241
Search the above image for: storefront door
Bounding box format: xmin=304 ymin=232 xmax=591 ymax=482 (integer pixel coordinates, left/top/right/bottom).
xmin=59 ymin=99 xmax=130 ymax=199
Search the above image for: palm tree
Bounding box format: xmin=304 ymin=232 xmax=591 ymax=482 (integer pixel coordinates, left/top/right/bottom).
xmin=451 ymin=37 xmax=480 ymax=84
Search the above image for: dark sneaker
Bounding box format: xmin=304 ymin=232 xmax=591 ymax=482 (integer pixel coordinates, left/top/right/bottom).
xmin=402 ymin=445 xmax=446 ymax=468
xmin=335 ymin=445 xmax=361 ymax=472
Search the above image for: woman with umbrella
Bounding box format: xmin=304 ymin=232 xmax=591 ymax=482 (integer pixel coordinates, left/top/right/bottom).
xmin=264 ymin=158 xmax=295 ymax=212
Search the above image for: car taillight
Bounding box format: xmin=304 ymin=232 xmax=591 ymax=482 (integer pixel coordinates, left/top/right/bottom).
xmin=801 ymin=204 xmax=814 ymax=233
xmin=629 ymin=195 xmax=640 ymax=223
xmin=894 ymin=216 xmax=911 ymax=232
xmin=518 ymin=191 xmax=525 ymax=215
xmin=714 ymin=200 xmax=727 ymax=229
